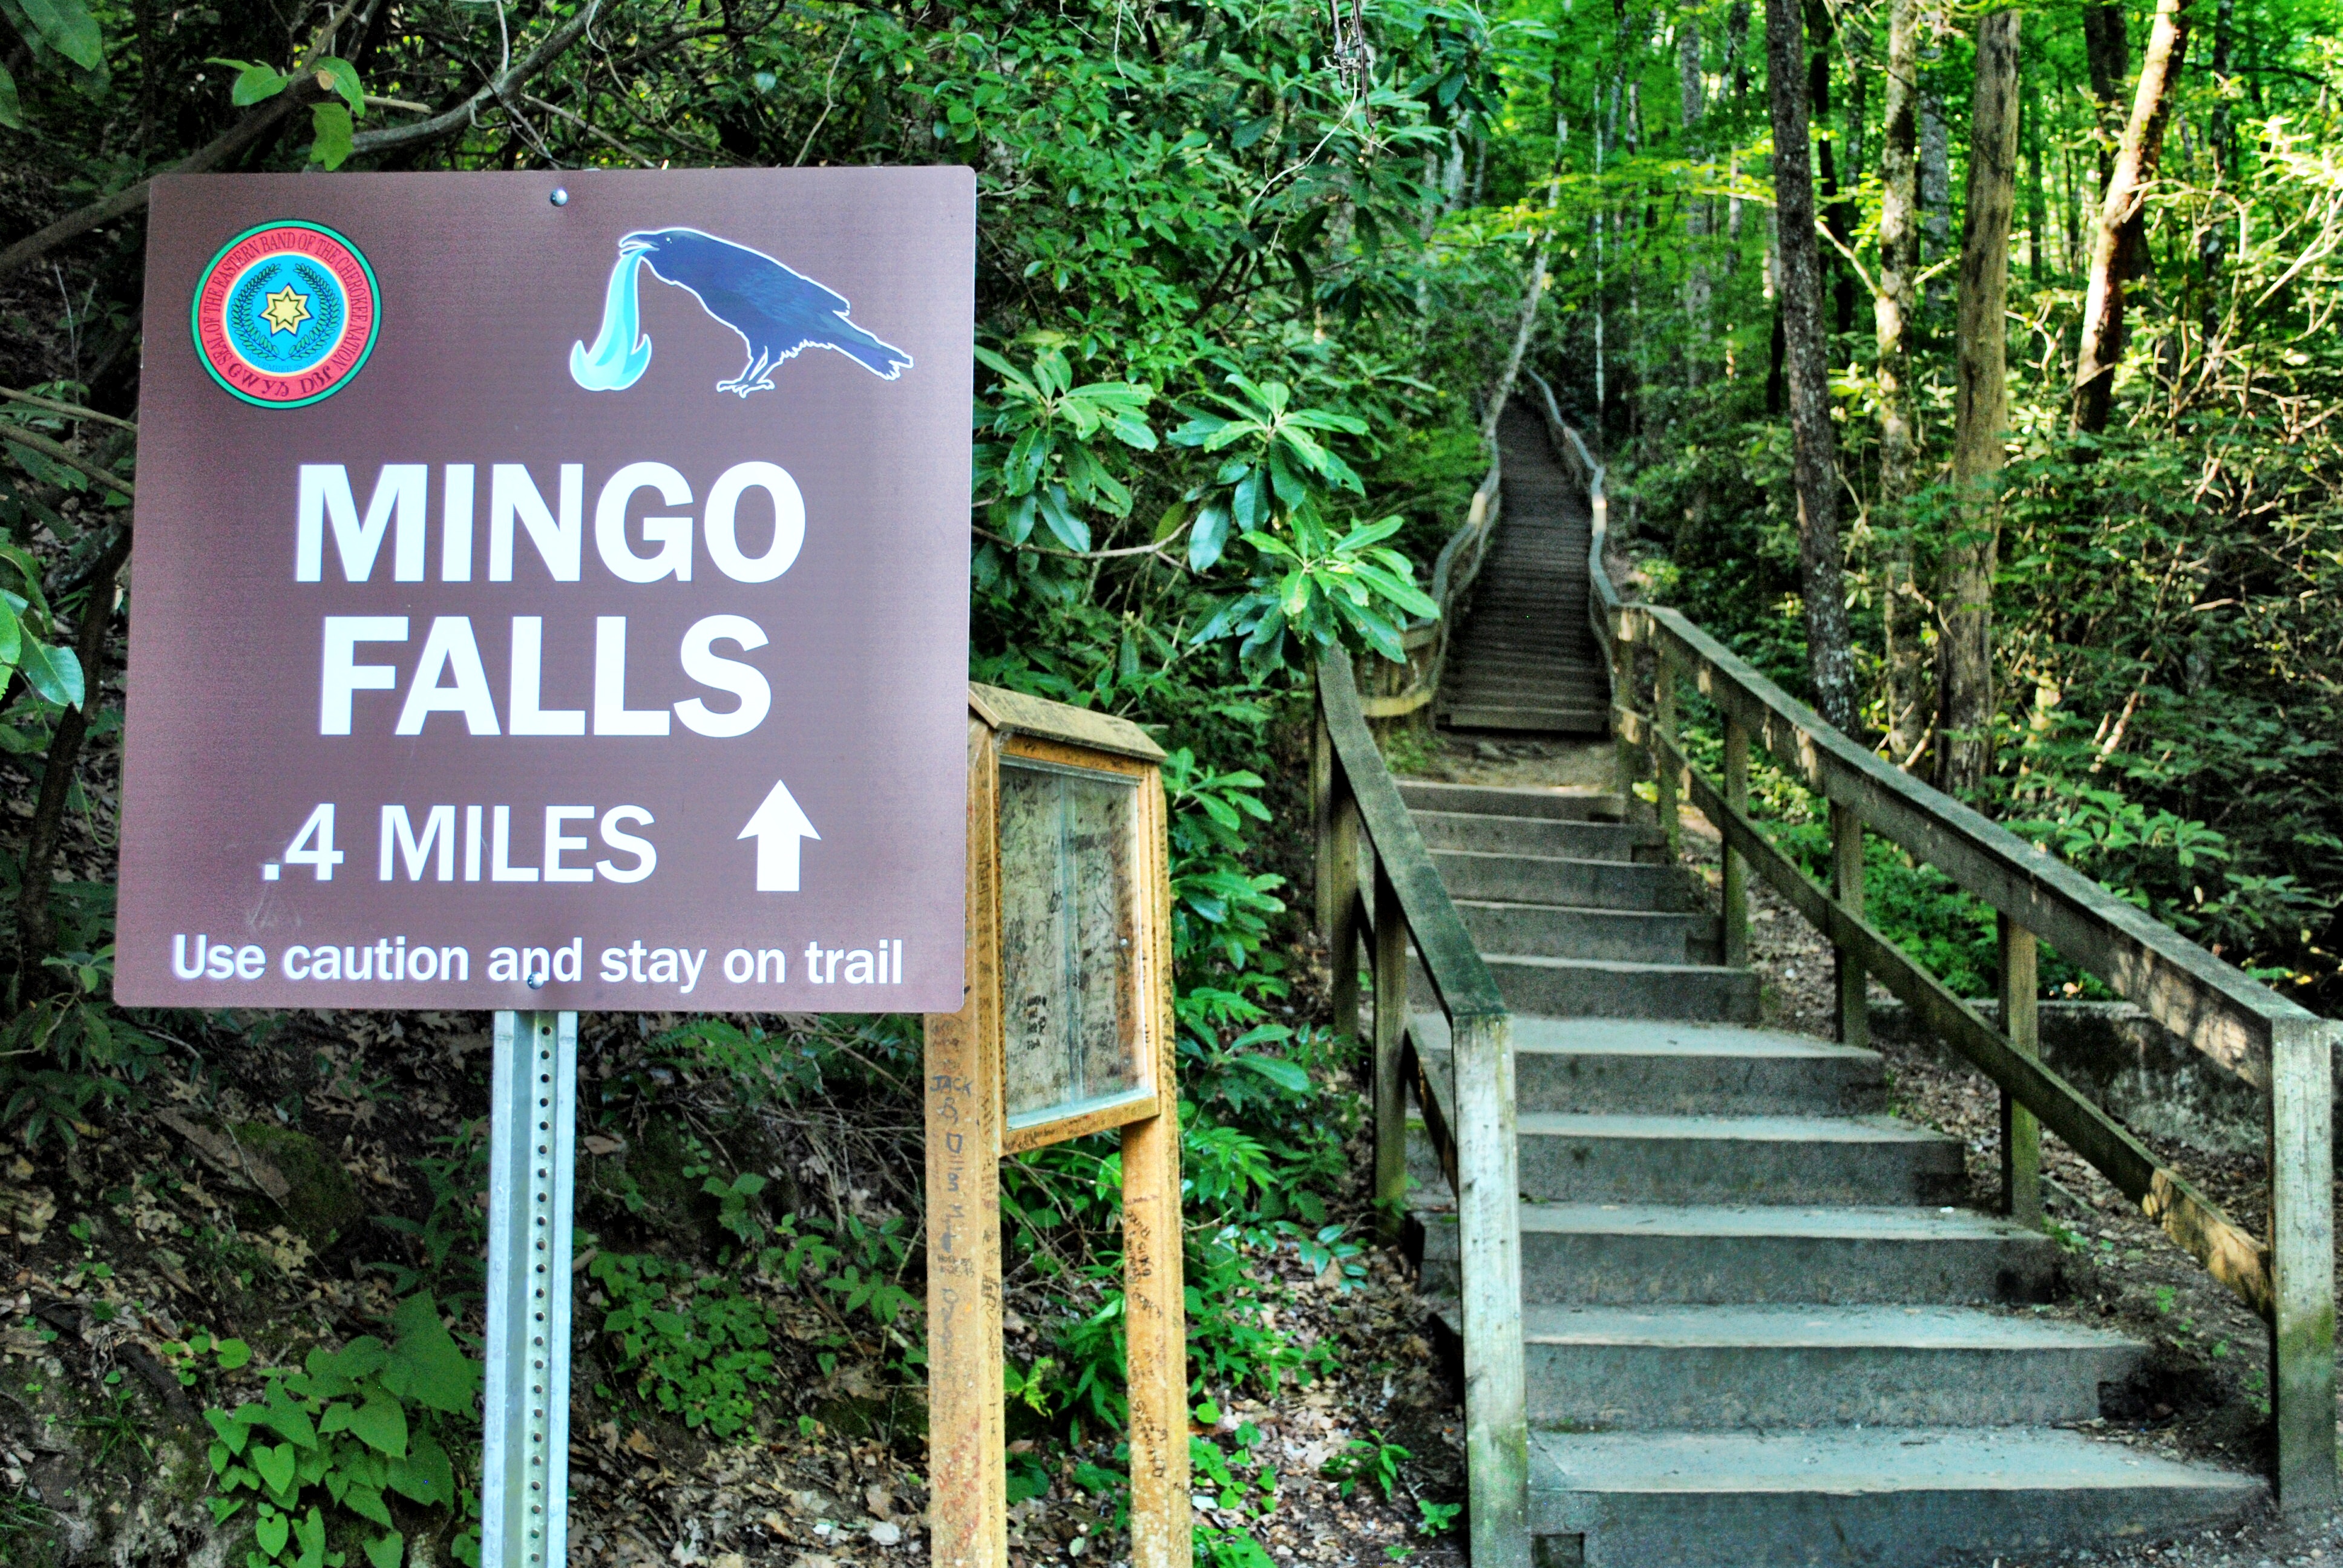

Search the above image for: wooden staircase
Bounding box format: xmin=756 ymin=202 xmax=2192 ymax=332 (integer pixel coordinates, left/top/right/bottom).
xmin=1396 ymin=780 xmax=2263 ymax=1567
xmin=1435 ymin=403 xmax=1608 ymax=734
xmin=1309 ymin=392 xmax=2330 ymax=1567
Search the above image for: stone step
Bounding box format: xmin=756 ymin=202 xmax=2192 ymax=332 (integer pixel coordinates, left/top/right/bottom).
xmin=1515 ymin=1113 xmax=1965 ymax=1206
xmin=1416 ymin=1204 xmax=2059 ymax=1305
xmin=1432 ymin=851 xmax=1688 ymax=910
xmin=1414 ymin=812 xmax=1655 ymax=861
xmin=1454 ymin=900 xmax=1707 ymax=964
xmin=1415 ymin=1017 xmax=1886 ymax=1116
xmin=1484 ymin=955 xmax=1761 ymax=1023
xmin=1500 ymin=1304 xmax=2140 ymax=1430
xmin=1397 ymin=782 xmax=1623 ymax=821
xmin=1527 ymin=1427 xmax=2261 ymax=1568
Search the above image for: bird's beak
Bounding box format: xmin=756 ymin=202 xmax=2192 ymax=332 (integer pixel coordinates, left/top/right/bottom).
xmin=618 ymin=234 xmax=654 ymax=257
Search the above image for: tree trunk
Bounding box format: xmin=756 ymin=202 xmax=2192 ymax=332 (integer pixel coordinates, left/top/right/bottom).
xmin=2199 ymin=0 xmax=2236 ymax=304
xmin=2073 ymin=0 xmax=2192 ymax=436
xmin=1681 ymin=21 xmax=1710 ymax=389
xmin=1765 ymin=0 xmax=1858 ymax=733
xmin=1487 ymin=172 xmax=1564 ymax=442
xmin=1876 ymin=0 xmax=1925 ymax=764
xmin=2025 ymin=73 xmax=2049 ymax=286
xmin=15 ymin=529 xmax=132 ymax=1004
xmin=1935 ymin=7 xmax=2022 ymax=795
xmin=1804 ymin=1 xmax=1858 ymax=336
xmin=2083 ymin=5 xmax=2129 ymax=194
xmin=1919 ymin=78 xmax=1951 ymax=318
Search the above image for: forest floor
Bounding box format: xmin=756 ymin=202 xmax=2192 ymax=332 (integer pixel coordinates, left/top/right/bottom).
xmin=1397 ymin=722 xmax=2343 ymax=1567
xmin=0 ymin=1006 xmax=1478 ymax=1568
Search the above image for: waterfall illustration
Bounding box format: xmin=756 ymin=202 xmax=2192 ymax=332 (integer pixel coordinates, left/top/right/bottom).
xmin=569 ymin=250 xmax=654 ymax=391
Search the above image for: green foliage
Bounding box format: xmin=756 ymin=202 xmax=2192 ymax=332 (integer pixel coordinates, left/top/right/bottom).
xmin=0 ymin=942 xmax=162 ymax=1146
xmin=368 ymin=1123 xmax=489 ymax=1300
xmin=0 ymin=535 xmax=82 ymax=707
xmin=976 ymin=342 xmax=1158 ymax=551
xmin=589 ymin=1251 xmax=779 ymax=1439
xmin=1191 ymin=1416 xmax=1279 ymax=1515
xmin=1320 ymin=1432 xmax=1408 ymax=1499
xmin=199 ymin=1296 xmax=480 ymax=1568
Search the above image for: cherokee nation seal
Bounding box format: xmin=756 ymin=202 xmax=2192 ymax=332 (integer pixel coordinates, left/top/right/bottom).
xmin=191 ymin=220 xmax=379 ymax=409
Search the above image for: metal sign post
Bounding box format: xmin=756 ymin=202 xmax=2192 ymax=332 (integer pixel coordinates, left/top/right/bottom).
xmin=482 ymin=1010 xmax=578 ymax=1568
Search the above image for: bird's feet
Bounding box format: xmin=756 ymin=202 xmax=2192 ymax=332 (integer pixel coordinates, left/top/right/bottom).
xmin=715 ymin=375 xmax=776 ymax=397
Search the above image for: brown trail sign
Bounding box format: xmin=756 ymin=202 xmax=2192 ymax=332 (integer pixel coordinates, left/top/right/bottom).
xmin=119 ymin=169 xmax=974 ymax=1013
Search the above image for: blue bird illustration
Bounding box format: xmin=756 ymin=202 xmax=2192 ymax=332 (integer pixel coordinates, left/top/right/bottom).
xmin=569 ymin=227 xmax=911 ymax=397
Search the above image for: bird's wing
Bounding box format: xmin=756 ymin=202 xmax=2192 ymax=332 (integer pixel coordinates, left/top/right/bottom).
xmin=723 ymin=248 xmax=856 ymax=324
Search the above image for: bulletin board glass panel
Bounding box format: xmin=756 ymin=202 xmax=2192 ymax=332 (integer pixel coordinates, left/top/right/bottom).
xmin=998 ymin=756 xmax=1150 ymax=1134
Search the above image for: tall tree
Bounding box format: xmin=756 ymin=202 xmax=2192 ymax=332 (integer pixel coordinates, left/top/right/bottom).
xmin=1766 ymin=0 xmax=1860 ymax=731
xmin=1806 ymin=0 xmax=1859 ymax=335
xmin=1937 ymin=5 xmax=2024 ymax=792
xmin=2074 ymin=0 xmax=2194 ymax=435
xmin=1875 ymin=0 xmax=1927 ymax=763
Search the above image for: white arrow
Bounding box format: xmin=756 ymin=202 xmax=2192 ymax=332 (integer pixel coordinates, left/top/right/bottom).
xmin=739 ymin=779 xmax=820 ymax=892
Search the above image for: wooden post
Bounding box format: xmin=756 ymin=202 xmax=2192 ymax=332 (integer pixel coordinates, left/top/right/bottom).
xmin=926 ymin=723 xmax=1006 ymax=1568
xmin=1997 ymin=912 xmax=2040 ymax=1230
xmin=1372 ymin=860 xmax=1409 ymax=1238
xmin=1327 ymin=769 xmax=1362 ymax=1047
xmin=1124 ymin=765 xmax=1191 ymax=1568
xmin=1721 ymin=717 xmax=1749 ymax=969
xmin=1453 ymin=1010 xmax=1530 ymax=1568
xmin=1830 ymin=801 xmax=1869 ymax=1050
xmin=1610 ymin=629 xmax=1638 ymax=817
xmin=2269 ymin=1018 xmax=2339 ymax=1511
xmin=1312 ymin=694 xmax=1335 ymax=935
xmin=1653 ymin=647 xmax=1679 ymax=861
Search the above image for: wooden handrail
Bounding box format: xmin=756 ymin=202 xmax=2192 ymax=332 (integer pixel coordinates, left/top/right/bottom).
xmin=1530 ymin=374 xmax=2338 ymax=1511
xmin=1320 ymin=655 xmax=1506 ymax=1023
xmin=1315 ymin=653 xmax=1528 ymax=1568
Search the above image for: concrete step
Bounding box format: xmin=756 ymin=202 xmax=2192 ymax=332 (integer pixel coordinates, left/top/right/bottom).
xmin=1432 ymin=851 xmax=1688 ymax=910
xmin=1515 ymin=1113 xmax=1965 ymax=1206
xmin=1485 ymin=955 xmax=1761 ymax=1023
xmin=1501 ymin=1304 xmax=2139 ymax=1430
xmin=1417 ymin=1204 xmax=2059 ymax=1305
xmin=1414 ymin=812 xmax=1655 ymax=861
xmin=1416 ymin=1018 xmax=1886 ymax=1116
xmin=1397 ymin=782 xmax=1622 ymax=821
xmin=1455 ymin=900 xmax=1708 ymax=964
xmin=1528 ymin=1427 xmax=2262 ymax=1567
xmin=1441 ymin=706 xmax=1610 ymax=734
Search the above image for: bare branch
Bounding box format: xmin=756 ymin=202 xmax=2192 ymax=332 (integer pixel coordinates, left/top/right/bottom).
xmin=0 ymin=388 xmax=136 ymax=433
xmin=0 ymin=426 xmax=135 ymax=498
xmin=349 ymin=0 xmax=609 ymax=157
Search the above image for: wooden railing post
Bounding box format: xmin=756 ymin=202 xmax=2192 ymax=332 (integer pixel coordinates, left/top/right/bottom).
xmin=2270 ymin=1018 xmax=2338 ymax=1511
xmin=1830 ymin=802 xmax=1869 ymax=1050
xmin=1610 ymin=622 xmax=1639 ymax=817
xmin=1721 ymin=717 xmax=1749 ymax=969
xmin=1653 ymin=647 xmax=1679 ymax=861
xmin=1312 ymin=697 xmax=1335 ymax=933
xmin=1371 ymin=863 xmax=1409 ymax=1240
xmin=1327 ymin=769 xmax=1362 ymax=1047
xmin=1997 ymin=913 xmax=2041 ymax=1230
xmin=1453 ymin=1008 xmax=1530 ymax=1568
